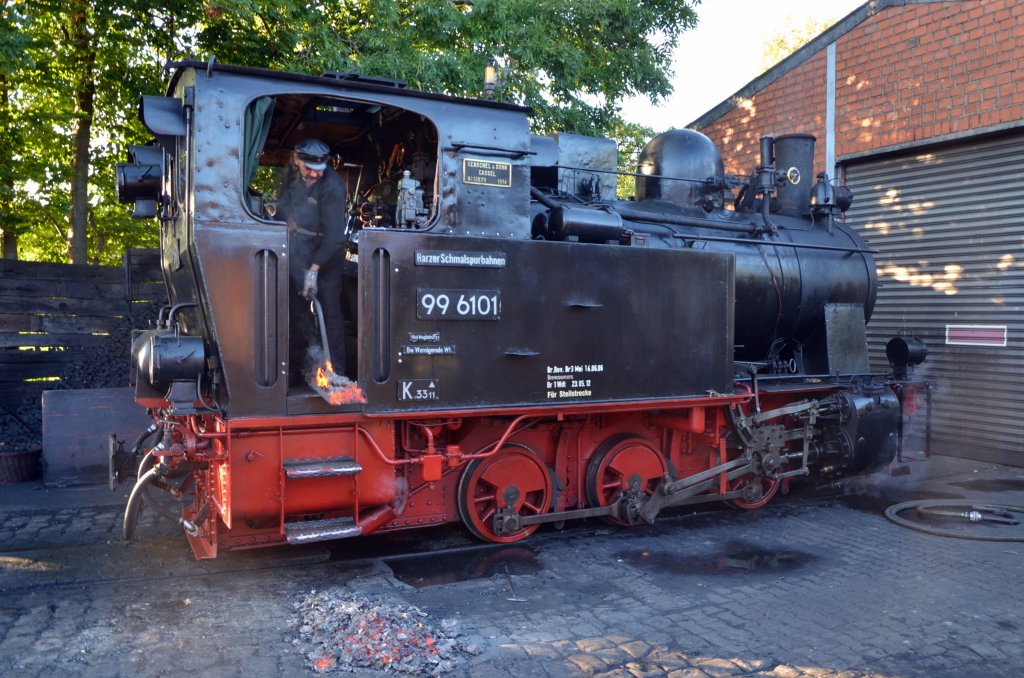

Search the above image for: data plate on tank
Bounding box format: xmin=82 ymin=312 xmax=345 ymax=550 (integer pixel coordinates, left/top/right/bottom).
xmin=358 ymin=231 xmax=734 ymax=413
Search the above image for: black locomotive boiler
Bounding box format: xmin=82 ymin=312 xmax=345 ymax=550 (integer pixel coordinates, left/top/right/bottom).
xmin=114 ymin=61 xmax=928 ymax=559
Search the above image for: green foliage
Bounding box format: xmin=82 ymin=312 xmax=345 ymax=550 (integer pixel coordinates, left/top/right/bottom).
xmin=610 ymin=118 xmax=656 ymax=199
xmin=760 ymin=14 xmax=837 ymax=71
xmin=4 ymin=0 xmax=698 ymax=263
xmin=4 ymin=0 xmax=199 ymax=263
xmin=201 ymin=0 xmax=697 ymax=136
xmin=1 ymin=3 xmax=42 ymax=255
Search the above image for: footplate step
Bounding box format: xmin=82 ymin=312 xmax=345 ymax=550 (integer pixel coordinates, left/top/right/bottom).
xmin=284 ymin=517 xmax=361 ymax=544
xmin=284 ymin=456 xmax=362 ymax=479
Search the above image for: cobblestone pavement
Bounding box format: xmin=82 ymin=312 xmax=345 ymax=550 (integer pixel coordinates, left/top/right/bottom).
xmin=2 ymin=454 xmax=1023 ymax=677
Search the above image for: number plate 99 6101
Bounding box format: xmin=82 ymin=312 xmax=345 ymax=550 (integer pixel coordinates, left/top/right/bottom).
xmin=416 ymin=289 xmax=501 ymax=320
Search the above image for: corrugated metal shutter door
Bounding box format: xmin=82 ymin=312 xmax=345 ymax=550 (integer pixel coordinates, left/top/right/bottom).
xmin=843 ymin=132 xmax=1024 ymax=466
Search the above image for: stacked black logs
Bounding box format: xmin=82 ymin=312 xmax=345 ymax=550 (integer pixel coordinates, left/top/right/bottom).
xmin=0 ymin=300 xmax=162 ymax=452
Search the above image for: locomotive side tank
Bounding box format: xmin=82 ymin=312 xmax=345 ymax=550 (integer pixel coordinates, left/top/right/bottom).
xmin=537 ymin=128 xmax=876 ymax=375
xmin=113 ymin=62 xmax=927 ymax=559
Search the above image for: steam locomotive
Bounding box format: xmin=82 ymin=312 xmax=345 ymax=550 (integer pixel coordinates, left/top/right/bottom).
xmin=114 ymin=61 xmax=928 ymax=559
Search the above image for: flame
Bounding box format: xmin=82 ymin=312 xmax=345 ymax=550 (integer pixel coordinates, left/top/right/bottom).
xmin=311 ymin=360 xmax=367 ymax=405
xmin=316 ymin=362 xmax=331 ymax=390
xmin=326 ymin=384 xmax=367 ymax=405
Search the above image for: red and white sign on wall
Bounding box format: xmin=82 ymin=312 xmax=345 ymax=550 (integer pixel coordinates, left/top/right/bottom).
xmin=945 ymin=325 xmax=1008 ymax=347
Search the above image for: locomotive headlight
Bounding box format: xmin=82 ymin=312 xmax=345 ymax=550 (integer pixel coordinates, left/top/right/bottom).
xmin=885 ymin=336 xmax=928 ymax=369
xmin=116 ymin=144 xmax=165 ymax=218
xmin=134 ymin=329 xmax=206 ymax=391
xmin=886 ymin=335 xmax=928 ymax=380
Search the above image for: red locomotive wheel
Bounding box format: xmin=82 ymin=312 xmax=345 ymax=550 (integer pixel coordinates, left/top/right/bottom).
xmin=585 ymin=434 xmax=666 ymax=526
xmin=456 ymin=443 xmax=552 ymax=543
xmin=726 ymin=474 xmax=781 ymax=510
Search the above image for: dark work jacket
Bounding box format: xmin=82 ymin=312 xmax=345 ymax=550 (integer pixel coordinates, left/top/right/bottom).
xmin=276 ymin=166 xmax=348 ymax=268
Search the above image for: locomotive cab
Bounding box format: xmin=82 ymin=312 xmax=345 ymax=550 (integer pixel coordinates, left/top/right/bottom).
xmin=120 ymin=62 xmax=535 ymax=417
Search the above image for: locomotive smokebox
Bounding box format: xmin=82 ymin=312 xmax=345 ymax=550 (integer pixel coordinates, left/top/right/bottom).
xmin=636 ymin=129 xmax=724 ymax=210
xmin=773 ymin=134 xmax=815 ymax=216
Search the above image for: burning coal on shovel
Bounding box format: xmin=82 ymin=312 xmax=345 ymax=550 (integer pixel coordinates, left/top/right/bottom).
xmin=305 ymin=294 xmax=366 ymax=406
xmin=307 ymin=358 xmax=366 ymax=405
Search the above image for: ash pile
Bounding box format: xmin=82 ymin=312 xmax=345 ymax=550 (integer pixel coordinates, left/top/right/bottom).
xmin=292 ymin=588 xmax=479 ymax=675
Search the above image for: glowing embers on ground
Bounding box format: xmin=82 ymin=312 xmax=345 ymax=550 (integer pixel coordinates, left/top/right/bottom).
xmin=308 ymin=360 xmax=367 ymax=405
xmin=292 ymin=588 xmax=476 ymax=674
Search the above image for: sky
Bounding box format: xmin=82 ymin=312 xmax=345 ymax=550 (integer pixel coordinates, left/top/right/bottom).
xmin=620 ymin=0 xmax=867 ymax=133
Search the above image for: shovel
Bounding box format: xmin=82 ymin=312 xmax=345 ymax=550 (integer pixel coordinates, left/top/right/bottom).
xmin=306 ymin=292 xmax=333 ymax=366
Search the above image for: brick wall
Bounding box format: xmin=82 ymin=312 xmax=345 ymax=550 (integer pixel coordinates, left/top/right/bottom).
xmin=837 ymin=0 xmax=1024 ymax=156
xmin=694 ymin=0 xmax=1024 ymax=174
xmin=699 ymin=52 xmax=827 ymax=176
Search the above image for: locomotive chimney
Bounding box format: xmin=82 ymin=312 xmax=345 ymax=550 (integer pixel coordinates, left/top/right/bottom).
xmin=773 ymin=134 xmax=816 ymax=217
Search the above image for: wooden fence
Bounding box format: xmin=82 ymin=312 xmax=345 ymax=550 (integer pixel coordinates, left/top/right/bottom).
xmin=0 ymin=249 xmax=164 ymax=438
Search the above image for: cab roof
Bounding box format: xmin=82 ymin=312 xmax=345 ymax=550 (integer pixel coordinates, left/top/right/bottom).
xmin=166 ymin=59 xmax=530 ymax=113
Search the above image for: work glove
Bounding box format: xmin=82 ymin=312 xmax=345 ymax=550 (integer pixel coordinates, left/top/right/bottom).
xmin=302 ymin=267 xmax=318 ymax=299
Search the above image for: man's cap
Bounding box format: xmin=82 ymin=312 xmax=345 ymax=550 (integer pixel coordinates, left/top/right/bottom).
xmin=295 ymin=139 xmax=330 ymax=170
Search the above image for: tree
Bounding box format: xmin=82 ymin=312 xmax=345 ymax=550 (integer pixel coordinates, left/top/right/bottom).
xmin=43 ymin=0 xmax=200 ymax=264
xmin=198 ymin=0 xmax=696 ymax=138
xmin=5 ymin=0 xmax=698 ymax=262
xmin=5 ymin=0 xmax=200 ymax=264
xmin=760 ymin=14 xmax=838 ymax=71
xmin=1 ymin=2 xmax=37 ymax=259
xmin=198 ymin=0 xmax=696 ymax=197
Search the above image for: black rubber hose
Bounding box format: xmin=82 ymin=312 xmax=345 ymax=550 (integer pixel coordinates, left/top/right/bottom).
xmin=125 ymin=465 xmax=195 ymax=540
xmin=136 ymin=450 xmax=155 ymax=481
xmin=885 ymin=500 xmax=1024 ymax=541
xmin=141 ymin=481 xmax=184 ymax=522
xmin=130 ymin=424 xmax=160 ymax=457
xmin=123 ymin=467 xmax=159 ymax=540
